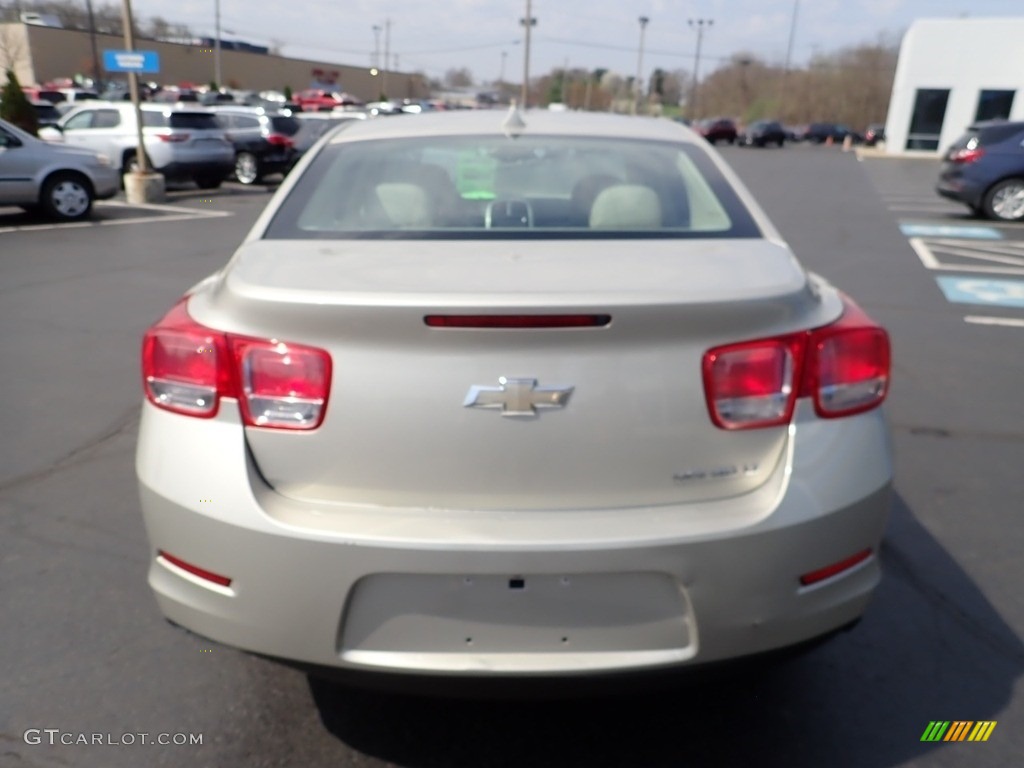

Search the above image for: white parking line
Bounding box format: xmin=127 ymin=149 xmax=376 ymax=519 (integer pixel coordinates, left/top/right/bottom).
xmin=964 ymin=315 xmax=1024 ymax=328
xmin=908 ymin=237 xmax=1024 ymax=276
xmin=0 ymin=200 xmax=233 ymax=235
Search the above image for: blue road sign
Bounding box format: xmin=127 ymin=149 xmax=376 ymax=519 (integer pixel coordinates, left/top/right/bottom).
xmin=936 ymin=276 xmax=1024 ymax=308
xmin=103 ymin=50 xmax=160 ymax=74
xmin=900 ymin=223 xmax=1003 ymax=240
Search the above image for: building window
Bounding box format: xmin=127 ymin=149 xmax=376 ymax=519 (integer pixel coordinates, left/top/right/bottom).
xmin=906 ymin=89 xmax=950 ymax=151
xmin=975 ymin=90 xmax=1015 ymax=122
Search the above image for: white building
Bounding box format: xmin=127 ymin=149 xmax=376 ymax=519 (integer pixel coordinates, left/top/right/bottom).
xmin=885 ymin=18 xmax=1024 ymax=155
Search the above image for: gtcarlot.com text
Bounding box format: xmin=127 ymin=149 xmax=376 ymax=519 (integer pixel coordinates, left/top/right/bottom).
xmin=24 ymin=729 xmax=203 ymax=746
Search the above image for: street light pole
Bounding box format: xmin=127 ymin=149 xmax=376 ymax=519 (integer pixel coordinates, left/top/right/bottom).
xmin=84 ymin=0 xmax=102 ymax=90
xmin=688 ymin=18 xmax=712 ymax=120
xmin=213 ymin=0 xmax=222 ymax=88
xmin=519 ymin=0 xmax=537 ymax=108
xmin=119 ymin=0 xmax=146 ymax=172
xmin=779 ymin=0 xmax=800 ymax=121
xmin=500 ymin=50 xmax=507 ymax=83
xmin=372 ymin=24 xmax=381 ymax=69
xmin=633 ymin=15 xmax=649 ymax=115
xmin=382 ymin=17 xmax=391 ymax=100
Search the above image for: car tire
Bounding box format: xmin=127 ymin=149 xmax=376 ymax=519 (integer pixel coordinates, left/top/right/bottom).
xmin=234 ymin=152 xmax=261 ymax=185
xmin=982 ymin=178 xmax=1024 ymax=222
xmin=777 ymin=138 xmax=785 ymax=148
xmin=124 ymin=150 xmax=153 ymax=174
xmin=40 ymin=172 xmax=94 ymax=222
xmin=194 ymin=176 xmax=223 ymax=190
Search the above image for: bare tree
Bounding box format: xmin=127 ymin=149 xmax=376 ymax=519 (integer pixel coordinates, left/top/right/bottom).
xmin=443 ymin=67 xmax=473 ymax=89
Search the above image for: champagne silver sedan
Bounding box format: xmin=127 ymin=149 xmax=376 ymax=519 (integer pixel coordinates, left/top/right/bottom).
xmin=136 ymin=109 xmax=892 ymax=679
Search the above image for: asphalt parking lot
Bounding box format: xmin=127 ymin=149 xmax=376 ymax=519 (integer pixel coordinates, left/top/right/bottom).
xmin=2 ymin=144 xmax=1022 ymax=768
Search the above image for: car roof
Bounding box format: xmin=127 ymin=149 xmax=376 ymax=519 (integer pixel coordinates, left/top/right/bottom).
xmin=969 ymin=120 xmax=1024 ymax=131
xmin=327 ymin=109 xmax=699 ymax=145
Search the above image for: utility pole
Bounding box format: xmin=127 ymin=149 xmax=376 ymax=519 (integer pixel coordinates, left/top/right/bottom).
xmin=372 ymin=24 xmax=381 ymax=69
xmin=688 ymin=18 xmax=712 ymax=120
xmin=633 ymin=15 xmax=649 ymax=115
xmin=382 ymin=18 xmax=391 ymax=101
xmin=84 ymin=0 xmax=103 ymax=90
xmin=500 ymin=50 xmax=507 ymax=83
xmin=779 ymin=0 xmax=800 ymax=121
xmin=519 ymin=0 xmax=536 ymax=108
xmin=213 ymin=0 xmax=221 ymax=89
xmin=119 ymin=0 xmax=145 ymax=171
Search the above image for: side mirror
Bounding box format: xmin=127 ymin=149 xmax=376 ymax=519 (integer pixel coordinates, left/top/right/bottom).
xmin=38 ymin=126 xmax=64 ymax=142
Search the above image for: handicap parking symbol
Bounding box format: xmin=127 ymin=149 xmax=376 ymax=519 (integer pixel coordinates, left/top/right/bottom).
xmin=936 ymin=276 xmax=1024 ymax=307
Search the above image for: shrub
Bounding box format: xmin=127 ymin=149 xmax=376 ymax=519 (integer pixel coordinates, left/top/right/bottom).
xmin=0 ymin=69 xmax=38 ymax=135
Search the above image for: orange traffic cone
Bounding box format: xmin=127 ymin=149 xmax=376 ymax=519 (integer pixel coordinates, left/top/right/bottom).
xmin=825 ymin=135 xmax=833 ymax=146
xmin=842 ymin=134 xmax=853 ymax=152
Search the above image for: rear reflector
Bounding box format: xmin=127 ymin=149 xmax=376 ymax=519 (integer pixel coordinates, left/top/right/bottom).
xmin=158 ymin=550 xmax=232 ymax=587
xmin=800 ymin=548 xmax=872 ymax=586
xmin=156 ymin=132 xmax=190 ymax=143
xmin=425 ymin=314 xmax=611 ymax=328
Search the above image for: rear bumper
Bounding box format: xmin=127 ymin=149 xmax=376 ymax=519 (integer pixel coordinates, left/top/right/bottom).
xmin=137 ymin=400 xmax=892 ymax=677
xmin=936 ymin=170 xmax=985 ymax=208
xmin=156 ymin=157 xmax=235 ymax=181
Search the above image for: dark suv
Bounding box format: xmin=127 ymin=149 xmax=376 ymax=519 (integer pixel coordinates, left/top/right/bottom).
xmin=739 ymin=120 xmax=786 ymax=147
xmin=212 ymin=107 xmax=301 ymax=185
xmin=937 ymin=121 xmax=1024 ymax=222
xmin=802 ymin=123 xmax=859 ymax=144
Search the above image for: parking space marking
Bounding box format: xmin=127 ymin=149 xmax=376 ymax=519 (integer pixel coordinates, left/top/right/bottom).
xmin=964 ymin=315 xmax=1024 ymax=328
xmin=900 ymin=223 xmax=1003 ymax=239
xmin=0 ymin=200 xmax=232 ymax=236
xmin=935 ymin=276 xmax=1024 ymax=308
xmin=908 ymin=238 xmax=1024 ymax=276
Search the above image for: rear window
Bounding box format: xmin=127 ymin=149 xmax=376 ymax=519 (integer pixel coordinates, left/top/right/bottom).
xmin=270 ymin=116 xmax=301 ymax=136
xmin=265 ymin=134 xmax=760 ymax=240
xmin=168 ymin=112 xmax=220 ymax=130
xmin=949 ymin=124 xmax=1024 ymax=154
xmin=975 ymin=123 xmax=1024 ymax=146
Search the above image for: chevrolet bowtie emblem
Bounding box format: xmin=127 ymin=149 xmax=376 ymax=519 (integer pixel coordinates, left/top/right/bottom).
xmin=463 ymin=377 xmax=574 ymax=418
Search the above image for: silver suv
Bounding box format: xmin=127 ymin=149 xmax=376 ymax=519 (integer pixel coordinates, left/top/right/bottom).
xmin=44 ymin=102 xmax=234 ymax=188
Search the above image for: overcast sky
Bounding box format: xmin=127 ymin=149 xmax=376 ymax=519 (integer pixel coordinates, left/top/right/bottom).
xmin=128 ymin=0 xmax=1021 ymax=84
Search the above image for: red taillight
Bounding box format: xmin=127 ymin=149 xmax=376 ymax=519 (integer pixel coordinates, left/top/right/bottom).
xmin=266 ymin=133 xmax=294 ymax=148
xmin=231 ymin=339 xmax=331 ymax=429
xmin=703 ymin=295 xmax=890 ymax=430
xmin=141 ymin=300 xmax=231 ymax=418
xmin=156 ymin=132 xmax=190 ymax=142
xmin=949 ymin=147 xmax=984 ymax=164
xmin=141 ymin=298 xmax=332 ymax=429
xmin=703 ymin=336 xmax=805 ymax=429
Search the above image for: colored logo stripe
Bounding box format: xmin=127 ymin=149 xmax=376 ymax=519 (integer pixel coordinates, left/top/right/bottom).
xmin=921 ymin=721 xmax=996 ymax=742
xmin=968 ymin=722 xmax=997 ymax=742
xmin=921 ymin=722 xmax=949 ymax=742
xmin=944 ymin=721 xmax=972 ymax=741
